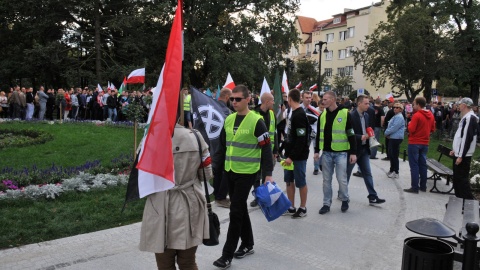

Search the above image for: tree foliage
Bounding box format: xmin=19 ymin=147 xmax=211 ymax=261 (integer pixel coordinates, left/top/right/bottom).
xmin=332 ymin=74 xmax=355 ymax=97
xmin=0 ymin=0 xmax=300 ymax=92
xmin=354 ymin=5 xmax=451 ymax=102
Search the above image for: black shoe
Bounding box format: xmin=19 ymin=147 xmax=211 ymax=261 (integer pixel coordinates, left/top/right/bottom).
xmin=369 ymin=197 xmax=386 ymax=205
xmin=250 ymin=199 xmax=258 ymax=207
xmin=353 ymin=171 xmax=363 ymax=177
xmin=234 ymin=247 xmax=254 ymax=259
xmin=313 ymin=169 xmax=319 ymax=175
xmin=420 ymin=188 xmax=427 ymax=192
xmin=213 ymin=256 xmax=232 ymax=269
xmin=403 ymin=188 xmax=419 ymax=194
xmin=292 ymin=207 xmax=307 ymax=218
xmin=282 ymin=207 xmax=296 ymax=216
xmin=341 ymin=201 xmax=349 ymax=212
xmin=370 ymin=157 xmax=378 ymax=160
xmin=319 ymin=205 xmax=330 ymax=215
xmin=381 ymin=157 xmax=390 ymax=161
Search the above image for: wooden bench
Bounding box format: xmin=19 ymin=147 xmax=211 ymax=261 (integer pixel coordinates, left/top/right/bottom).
xmin=427 ymin=144 xmax=455 ymax=194
xmin=442 ymin=196 xmax=480 ymax=263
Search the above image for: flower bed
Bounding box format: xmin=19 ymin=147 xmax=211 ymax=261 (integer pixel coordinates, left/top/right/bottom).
xmin=0 ymin=172 xmax=128 ymax=200
xmin=0 ymin=128 xmax=53 ymax=149
xmin=470 ymin=160 xmax=480 ymax=190
xmin=0 ymin=153 xmax=133 ymax=189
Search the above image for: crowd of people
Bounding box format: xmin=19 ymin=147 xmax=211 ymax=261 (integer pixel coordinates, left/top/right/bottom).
xmin=0 ymin=86 xmax=153 ymax=122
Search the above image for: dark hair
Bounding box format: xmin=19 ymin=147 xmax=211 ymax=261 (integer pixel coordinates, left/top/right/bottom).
xmin=288 ymin=89 xmax=301 ymax=103
xmin=356 ymin=95 xmax=368 ymax=104
xmin=302 ymin=91 xmax=312 ymax=98
xmin=414 ymin=96 xmax=426 ymax=108
xmin=232 ymin=84 xmax=249 ymax=98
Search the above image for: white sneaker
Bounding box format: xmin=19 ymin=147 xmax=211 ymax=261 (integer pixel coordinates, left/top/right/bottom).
xmin=386 ymin=171 xmax=394 ymax=177
xmin=388 ymin=172 xmax=398 ymax=179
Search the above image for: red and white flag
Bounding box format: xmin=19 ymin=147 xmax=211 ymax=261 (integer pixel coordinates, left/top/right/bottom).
xmin=295 ymin=82 xmax=302 ymax=89
xmin=309 ymin=84 xmax=318 ymax=91
xmin=258 ymin=77 xmax=270 ymax=104
xmin=126 ymin=68 xmax=146 ymax=84
xmin=223 ymin=72 xmax=235 ymax=90
xmin=281 ymin=70 xmax=289 ymax=94
xmin=136 ymin=0 xmax=183 ymax=198
xmin=386 ymin=93 xmax=394 ymax=103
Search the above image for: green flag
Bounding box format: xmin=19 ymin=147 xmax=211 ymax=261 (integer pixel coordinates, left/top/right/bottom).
xmin=118 ymin=77 xmax=127 ymax=96
xmin=273 ymin=69 xmax=282 ymax=116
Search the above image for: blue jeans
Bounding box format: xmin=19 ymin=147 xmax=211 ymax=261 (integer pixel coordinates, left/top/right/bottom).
xmin=347 ymin=145 xmax=378 ymax=198
xmin=321 ymin=151 xmax=349 ymax=206
xmin=108 ymin=108 xmax=117 ymax=121
xmin=370 ymin=127 xmax=382 ymax=158
xmin=408 ymin=144 xmax=428 ymax=191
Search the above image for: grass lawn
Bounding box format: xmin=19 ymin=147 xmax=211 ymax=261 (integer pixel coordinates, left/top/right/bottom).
xmin=0 ymin=121 xmax=143 ymax=169
xmin=0 ymin=121 xmax=145 ymax=249
xmin=0 ymin=186 xmax=146 ymax=249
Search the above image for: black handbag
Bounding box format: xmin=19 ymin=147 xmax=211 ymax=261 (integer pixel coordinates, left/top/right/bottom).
xmin=192 ymin=130 xmax=220 ymax=246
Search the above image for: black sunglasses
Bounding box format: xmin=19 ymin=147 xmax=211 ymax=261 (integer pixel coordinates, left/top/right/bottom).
xmin=229 ymin=97 xmax=245 ymax=102
xmin=393 ymin=107 xmax=402 ymax=109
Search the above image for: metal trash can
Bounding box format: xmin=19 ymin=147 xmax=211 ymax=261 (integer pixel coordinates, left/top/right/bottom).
xmin=402 ymin=237 xmax=454 ymax=270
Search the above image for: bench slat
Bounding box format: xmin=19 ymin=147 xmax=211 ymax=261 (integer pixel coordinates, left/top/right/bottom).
xmin=443 ymin=196 xmax=464 ymax=234
xmin=461 ymin=200 xmax=480 ymax=237
xmin=426 ymin=159 xmax=453 ymax=175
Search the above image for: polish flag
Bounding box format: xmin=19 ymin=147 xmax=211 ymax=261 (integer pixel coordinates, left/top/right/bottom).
xmin=295 ymin=82 xmax=302 ymax=89
xmin=97 ymin=83 xmax=103 ymax=92
xmin=126 ymin=68 xmax=146 ymax=84
xmin=281 ymin=70 xmax=289 ymax=94
xmin=136 ymin=0 xmax=183 ymax=198
xmin=223 ymin=72 xmax=235 ymax=90
xmin=386 ymin=93 xmax=394 ymax=103
xmin=258 ymin=77 xmax=270 ymax=104
xmin=309 ymin=84 xmax=318 ymax=91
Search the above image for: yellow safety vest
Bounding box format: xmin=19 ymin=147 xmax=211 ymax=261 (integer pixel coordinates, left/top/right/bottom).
xmin=224 ymin=111 xmax=262 ymax=174
xmin=254 ymin=109 xmax=276 ymax=151
xmin=183 ymin=94 xmax=191 ymax=111
xmin=319 ymin=108 xmax=350 ymax=151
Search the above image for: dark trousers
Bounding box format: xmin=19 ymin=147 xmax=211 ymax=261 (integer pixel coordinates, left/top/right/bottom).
xmin=384 ymin=135 xmax=390 ymax=158
xmin=453 ymin=156 xmax=475 ymax=200
xmin=213 ymin=167 xmax=229 ymax=200
xmin=388 ymin=139 xmax=403 ymax=174
xmin=155 ymin=246 xmax=198 ymax=270
xmin=222 ymin=171 xmax=255 ymax=259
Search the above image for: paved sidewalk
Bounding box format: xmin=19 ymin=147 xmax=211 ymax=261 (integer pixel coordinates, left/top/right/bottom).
xmin=0 ymin=149 xmax=460 ymax=270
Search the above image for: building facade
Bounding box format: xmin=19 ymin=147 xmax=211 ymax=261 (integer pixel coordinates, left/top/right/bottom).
xmin=288 ymin=1 xmax=396 ymax=98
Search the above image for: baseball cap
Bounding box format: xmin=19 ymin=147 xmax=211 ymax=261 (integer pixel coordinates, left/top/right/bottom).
xmin=457 ymin=98 xmax=474 ymax=107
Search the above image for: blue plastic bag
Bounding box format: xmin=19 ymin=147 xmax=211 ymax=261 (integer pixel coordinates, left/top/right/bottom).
xmin=252 ymin=182 xmax=291 ymax=222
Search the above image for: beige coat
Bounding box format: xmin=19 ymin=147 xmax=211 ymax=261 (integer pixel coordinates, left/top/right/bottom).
xmin=139 ymin=125 xmax=212 ymax=253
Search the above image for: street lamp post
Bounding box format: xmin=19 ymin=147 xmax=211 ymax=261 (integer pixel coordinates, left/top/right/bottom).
xmin=312 ymin=41 xmax=329 ymax=96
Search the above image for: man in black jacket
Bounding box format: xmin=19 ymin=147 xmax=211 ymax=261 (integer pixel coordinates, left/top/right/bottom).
xmin=282 ymin=89 xmax=310 ymax=218
xmin=347 ymin=95 xmax=386 ymax=205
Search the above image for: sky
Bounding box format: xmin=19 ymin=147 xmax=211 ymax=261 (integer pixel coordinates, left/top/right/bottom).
xmin=298 ymin=0 xmax=378 ymax=20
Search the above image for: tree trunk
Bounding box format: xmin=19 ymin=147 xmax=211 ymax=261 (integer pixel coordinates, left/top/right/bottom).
xmin=94 ymin=0 xmax=102 ymax=82
xmin=471 ymin=78 xmax=479 ymax=106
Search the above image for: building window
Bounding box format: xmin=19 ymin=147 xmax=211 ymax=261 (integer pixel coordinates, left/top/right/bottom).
xmin=306 ymin=44 xmax=310 ymax=55
xmin=347 ymin=27 xmax=355 ymax=38
xmin=345 ymin=85 xmax=353 ymax=94
xmin=338 ymin=49 xmax=346 ymax=59
xmin=325 ymin=50 xmax=333 ymax=60
xmin=326 ymin=33 xmax=334 ymax=43
xmin=324 ymin=68 xmax=332 ymax=77
xmin=346 ymin=46 xmax=354 ymax=57
xmin=345 ymin=66 xmax=353 ymax=76
xmin=337 ymin=67 xmax=345 ymax=77
xmin=333 ymin=17 xmax=341 ymax=24
xmin=339 ymin=31 xmax=346 ymax=41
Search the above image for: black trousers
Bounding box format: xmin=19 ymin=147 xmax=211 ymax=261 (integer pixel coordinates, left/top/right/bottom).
xmin=453 ymin=156 xmax=475 ymax=200
xmin=222 ymin=171 xmax=255 ymax=259
xmin=213 ymin=167 xmax=229 ymax=200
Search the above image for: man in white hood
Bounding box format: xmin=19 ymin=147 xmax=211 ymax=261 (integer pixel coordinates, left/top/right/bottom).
xmin=449 ymin=97 xmax=479 ymax=199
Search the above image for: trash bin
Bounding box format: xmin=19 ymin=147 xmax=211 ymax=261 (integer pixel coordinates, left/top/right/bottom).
xmin=402 ymin=237 xmax=454 ymax=270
